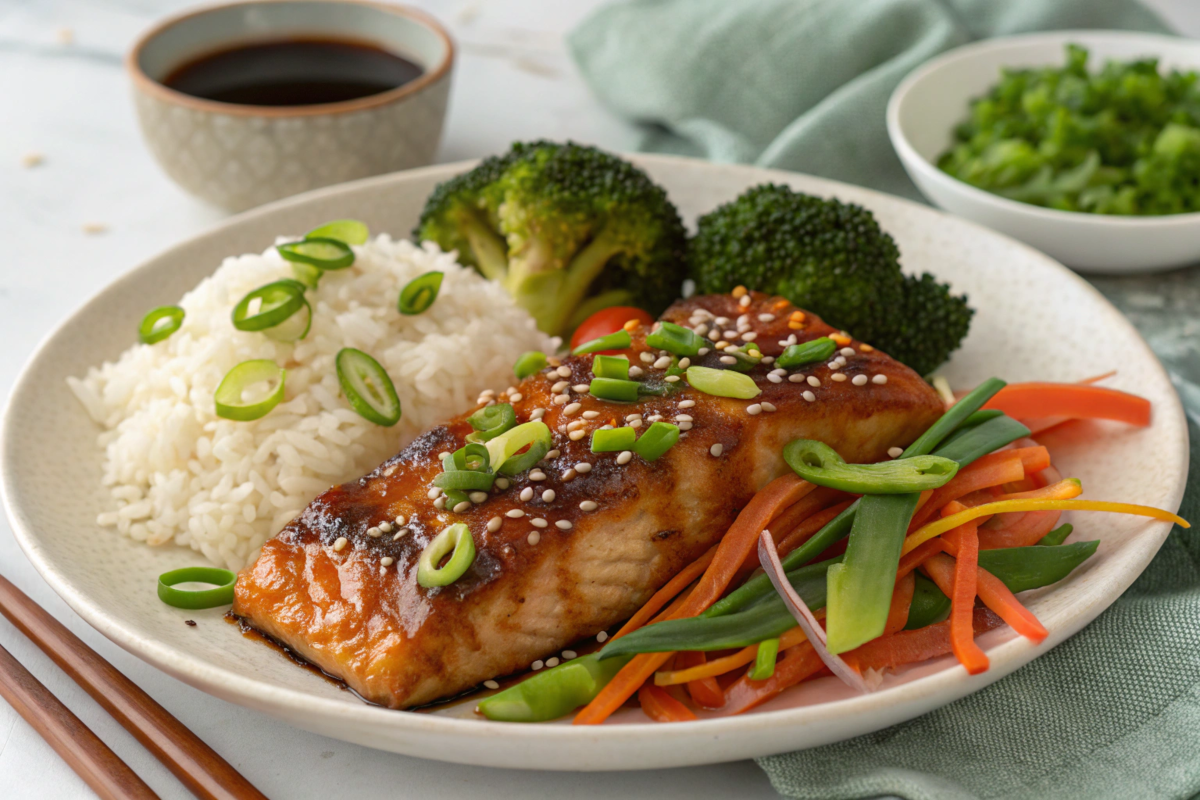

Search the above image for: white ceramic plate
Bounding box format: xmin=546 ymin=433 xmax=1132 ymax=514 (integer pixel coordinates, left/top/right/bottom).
xmin=1 ymin=156 xmax=1188 ymax=771
xmin=888 ymin=30 xmax=1200 ymax=274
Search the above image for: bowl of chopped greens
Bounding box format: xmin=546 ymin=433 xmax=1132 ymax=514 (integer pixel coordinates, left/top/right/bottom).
xmin=888 ymin=31 xmax=1200 ymax=273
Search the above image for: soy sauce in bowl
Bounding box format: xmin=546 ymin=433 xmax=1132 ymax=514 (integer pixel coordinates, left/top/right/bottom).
xmin=164 ymin=38 xmax=424 ymax=106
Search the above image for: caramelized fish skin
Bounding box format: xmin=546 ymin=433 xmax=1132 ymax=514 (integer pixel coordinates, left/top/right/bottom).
xmin=233 ymin=293 xmax=944 ymax=708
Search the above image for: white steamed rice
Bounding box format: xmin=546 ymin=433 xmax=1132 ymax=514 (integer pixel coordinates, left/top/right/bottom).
xmin=68 ymin=235 xmax=554 ymax=570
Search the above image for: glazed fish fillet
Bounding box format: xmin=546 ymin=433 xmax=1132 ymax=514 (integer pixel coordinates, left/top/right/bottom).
xmin=233 ymin=292 xmax=943 ymax=708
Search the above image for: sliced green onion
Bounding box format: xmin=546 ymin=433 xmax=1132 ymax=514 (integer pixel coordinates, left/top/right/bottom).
xmin=591 ymin=427 xmax=637 ymax=453
xmin=157 ymin=566 xmax=236 ymax=609
xmin=686 ymin=366 xmax=761 ymax=399
xmin=417 ymin=524 xmax=476 ymax=588
xmin=592 ymin=355 xmax=630 ymax=380
xmin=447 ymin=442 xmax=491 ymax=473
xmin=572 ymin=330 xmax=631 ymax=355
xmin=783 ymin=439 xmax=958 ymax=494
xmin=335 ymin=348 xmax=401 ymax=426
xmin=433 ymin=470 xmax=495 ymax=492
xmin=514 ymin=351 xmax=548 ymax=379
xmin=277 ymin=237 xmax=354 ymax=270
xmin=442 ymin=488 xmax=470 ymax=509
xmin=748 ymin=637 xmax=780 ymax=680
xmin=725 ymin=344 xmax=762 ymax=373
xmin=263 ymin=297 xmax=312 ymax=342
xmin=305 ymin=219 xmax=369 ymax=245
xmin=589 ymin=377 xmax=640 ymax=403
xmin=291 ymin=263 xmax=323 ymax=289
xmin=139 ymin=305 xmax=185 ymax=345
xmin=485 ymin=420 xmax=552 ymax=475
xmin=231 ymin=280 xmax=308 ymax=332
xmin=466 ymin=403 xmax=516 ymax=443
xmin=214 ymin=360 xmax=285 ymax=421
xmin=776 ymin=337 xmax=836 ymax=369
xmin=633 ymin=421 xmax=680 ymax=462
xmin=398 ymin=271 xmax=444 ymax=315
xmin=645 ymin=322 xmax=704 ymax=357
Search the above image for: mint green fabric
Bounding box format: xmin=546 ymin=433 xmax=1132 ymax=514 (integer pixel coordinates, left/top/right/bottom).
xmin=568 ymin=0 xmax=1170 ymax=202
xmin=569 ymin=3 xmax=1200 ymax=798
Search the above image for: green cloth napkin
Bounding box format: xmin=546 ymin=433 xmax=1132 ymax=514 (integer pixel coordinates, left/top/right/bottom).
xmin=570 ymin=3 xmax=1200 ymax=798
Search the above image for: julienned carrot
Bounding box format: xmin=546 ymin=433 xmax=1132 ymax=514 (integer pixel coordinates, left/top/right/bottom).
xmin=672 ymin=651 xmax=726 ymax=709
xmin=842 ymin=608 xmax=1004 ymax=673
xmin=576 ymin=474 xmax=812 ymax=725
xmin=614 ymin=545 xmax=717 ymax=639
xmin=908 ymin=451 xmax=1026 ymax=530
xmin=731 ymin=485 xmax=837 ymax=585
xmin=924 ymin=554 xmax=1048 ymax=643
xmin=717 ymin=642 xmax=824 ymax=716
xmin=885 ymin=572 xmax=916 ymax=635
xmin=983 ymin=383 xmax=1151 ymax=427
xmin=902 ymin=498 xmax=1188 ymax=555
xmin=638 ymin=684 xmax=697 ymax=722
xmin=655 ymin=626 xmax=811 ymax=687
xmin=1005 ymin=373 xmax=1119 ymax=434
xmin=977 ymin=511 xmax=1060 ymax=550
xmin=896 ymin=538 xmax=945 ymax=581
xmin=930 ymin=512 xmax=988 ymax=674
xmin=775 ymin=500 xmax=856 ymax=560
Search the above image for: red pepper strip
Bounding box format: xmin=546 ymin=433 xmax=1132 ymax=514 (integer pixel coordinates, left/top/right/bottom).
xmin=896 ymin=538 xmax=946 ymax=581
xmin=977 ymin=511 xmax=1061 ymax=550
xmin=908 ymin=450 xmax=1027 ymax=530
xmin=717 ymin=642 xmax=824 ymax=717
xmin=932 ymin=508 xmax=988 ymax=674
xmin=638 ymin=684 xmax=697 ymax=722
xmin=575 ymin=474 xmax=812 ymax=725
xmin=842 ymin=608 xmax=1004 ymax=673
xmin=982 ymin=383 xmax=1151 ymax=427
xmin=924 ymin=555 xmax=1048 ymax=643
xmin=613 ymin=545 xmax=716 ymax=640
xmin=885 ymin=572 xmax=916 ymax=635
xmin=674 ymin=651 xmax=726 ymax=709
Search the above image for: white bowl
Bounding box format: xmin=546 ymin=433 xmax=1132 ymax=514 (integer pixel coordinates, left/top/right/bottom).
xmin=888 ymin=30 xmax=1200 ymax=274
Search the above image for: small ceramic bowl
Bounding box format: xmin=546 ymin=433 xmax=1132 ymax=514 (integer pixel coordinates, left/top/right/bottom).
xmin=128 ymin=0 xmax=454 ymax=212
xmin=888 ymin=30 xmax=1200 ymax=274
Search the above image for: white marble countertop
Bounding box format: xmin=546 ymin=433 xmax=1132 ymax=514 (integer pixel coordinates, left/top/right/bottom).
xmin=2 ymin=1 xmax=1198 ymax=797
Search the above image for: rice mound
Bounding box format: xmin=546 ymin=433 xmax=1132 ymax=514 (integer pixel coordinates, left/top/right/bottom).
xmin=68 ymin=236 xmax=554 ymax=570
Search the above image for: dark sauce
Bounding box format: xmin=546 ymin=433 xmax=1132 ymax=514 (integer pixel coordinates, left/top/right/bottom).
xmin=227 ymin=611 xmax=353 ymax=694
xmin=164 ymin=38 xmax=423 ymax=106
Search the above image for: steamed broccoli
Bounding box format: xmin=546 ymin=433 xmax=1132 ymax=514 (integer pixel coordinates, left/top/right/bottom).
xmin=689 ymin=184 xmax=972 ymax=376
xmin=414 ymin=141 xmax=688 ymax=336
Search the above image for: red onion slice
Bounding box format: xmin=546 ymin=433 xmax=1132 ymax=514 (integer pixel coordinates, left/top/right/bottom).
xmin=758 ymin=529 xmax=872 ymax=693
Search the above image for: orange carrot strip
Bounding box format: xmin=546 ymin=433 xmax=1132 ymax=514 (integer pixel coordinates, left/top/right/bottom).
xmin=977 ymin=511 xmax=1060 ymax=550
xmin=842 ymin=608 xmax=1004 ymax=673
xmin=934 ymin=523 xmax=988 ymax=674
xmin=983 ymin=383 xmax=1151 ymax=427
xmin=731 ymin=485 xmax=836 ymax=584
xmin=885 ymin=572 xmax=916 ymax=635
xmin=716 ymin=642 xmax=824 ymax=716
xmin=638 ymin=684 xmax=697 ymax=722
xmin=576 ymin=474 xmax=811 ymax=725
xmin=908 ymin=451 xmax=1026 ymax=530
xmin=672 ymin=651 xmax=726 ymax=709
xmin=654 ymin=626 xmax=812 ymax=687
xmin=896 ymin=538 xmax=945 ymax=581
xmin=924 ymin=555 xmax=1048 ymax=643
xmin=613 ymin=545 xmax=717 ymax=640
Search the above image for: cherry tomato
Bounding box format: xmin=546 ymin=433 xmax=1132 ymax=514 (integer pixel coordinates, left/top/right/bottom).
xmin=569 ymin=306 xmax=654 ymax=354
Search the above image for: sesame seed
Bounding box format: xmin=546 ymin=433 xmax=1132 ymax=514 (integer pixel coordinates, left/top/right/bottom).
xmin=542 ymin=490 xmax=556 ymax=502
xmin=758 ymin=313 xmax=776 ymax=322
xmin=653 ymin=356 xmax=672 ymax=369
xmin=453 ymin=501 xmax=470 ymax=513
xmin=556 ymin=520 xmax=572 ymax=530
xmin=532 ymin=518 xmax=548 ymax=528
xmin=546 ymin=657 xmax=561 ymax=668
xmin=507 ymin=509 xmax=525 ymax=518
xmin=367 ymin=527 xmax=382 ymax=538
xmin=597 ymin=631 xmax=609 ymax=643
xmin=427 ymin=488 xmax=440 ymax=500
xmin=628 ymin=366 xmax=645 ymax=378
xmin=708 ymin=329 xmax=722 ymax=341
xmin=487 ymin=516 xmax=502 ymax=532
xmin=723 ymin=330 xmax=739 ymax=340
xmin=679 ymin=400 xmax=695 ymax=408
xmin=625 ymin=413 xmax=642 ymax=421
xmin=480 ymin=389 xmax=496 ymax=397
xmin=829 ymin=372 xmax=846 ymax=382
xmin=394 ymin=529 xmax=410 ymax=541
xmin=509 ymin=392 xmax=523 ymax=402
xmin=698 ymin=347 xmax=710 ymax=356
xmin=378 ymin=521 xmax=392 ymax=533
xmin=381 ymin=556 xmax=394 ymax=567
xmin=872 ymin=374 xmax=888 ymax=385
xmin=714 ymin=317 xmax=730 ymax=326
xmin=545 ymin=449 xmax=561 ymax=459
xmin=762 ymin=402 xmax=777 ymax=412
xmin=530 ymin=470 xmax=547 ymax=481
xmin=575 ymin=462 xmax=592 ymax=473
xmin=628 ymin=418 xmax=643 ymax=428
xmin=762 ymin=356 xmax=775 ymax=365
xmin=714 ymin=341 xmax=729 ymax=350
xmin=520 ymin=487 xmax=534 ymax=501
xmin=676 ymin=414 xmax=693 ymax=422
xmin=666 ymin=375 xmax=682 ymax=383
xmin=840 ymin=347 xmax=856 ymax=357
xmin=561 ymin=468 xmax=577 ymax=481
xmin=710 ymin=444 xmax=724 ymax=457
xmin=646 ymin=415 xmax=663 ymax=422
xmin=572 ymin=384 xmax=590 ymax=393
xmin=394 ymin=515 xmax=406 ymax=526
xmin=678 ymin=357 xmax=691 ymax=369
xmin=739 ymin=294 xmax=751 ymax=307
xmin=694 ymin=323 xmax=709 ymax=336
xmin=807 ymin=376 xmax=821 ymax=387
xmin=564 ymin=402 xmax=582 ymax=416
xmin=552 ymin=394 xmax=569 ymax=405
xmin=563 ymin=650 xmax=578 ymax=659
xmin=567 ymin=420 xmax=584 ymax=431
xmin=849 ymin=374 xmax=867 ymax=386
xmin=532 ymin=660 xmax=544 ymax=671
xmin=768 ymin=374 xmax=783 ymax=384
xmin=469 ymin=491 xmax=488 ymax=503
xmin=333 ymin=537 xmax=348 ymax=551
xmin=616 ymin=451 xmax=633 ymax=465
xmin=434 ymin=497 xmax=446 ymax=509
xmin=507 ymin=386 xmax=518 ymax=395
xmin=568 ymin=430 xmax=586 ymax=441
xmin=484 ymin=680 xmax=500 ymax=690
xmin=720 ymin=356 xmax=737 ymax=365
xmin=679 ymin=421 xmax=693 ymax=431
xmin=788 ymin=374 xmax=804 ymax=383
xmin=741 ymin=332 xmax=758 ymax=342
xmin=530 ymin=409 xmax=545 ymax=421
xmin=888 ymin=447 xmax=904 ymax=458
xmin=495 ymin=477 xmax=510 ymax=490
xmin=580 ymin=500 xmax=598 ymax=511
xmin=583 ymin=410 xmax=600 ymax=419
xmin=556 ymin=366 xmax=572 ymax=378
xmin=747 ymin=404 xmax=763 ymax=415
xmin=640 ymin=352 xmax=655 ymax=364
xmin=528 ymin=531 xmax=541 ymax=545
xmin=803 ymin=391 xmax=816 ymax=402
xmin=552 ymin=381 xmax=569 ymax=393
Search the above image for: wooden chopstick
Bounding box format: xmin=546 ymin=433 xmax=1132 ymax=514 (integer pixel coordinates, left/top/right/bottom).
xmin=0 ymin=642 xmax=159 ymax=800
xmin=0 ymin=574 xmax=268 ymax=800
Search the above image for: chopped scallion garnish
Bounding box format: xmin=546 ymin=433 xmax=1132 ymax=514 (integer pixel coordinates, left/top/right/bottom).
xmin=589 ymin=377 xmax=640 ymax=403
xmin=485 ymin=421 xmax=552 ymax=475
xmin=645 ymin=321 xmax=703 ymax=356
xmin=466 ymin=403 xmax=517 ymax=443
xmin=685 ymin=366 xmax=761 ymax=399
xmin=572 ymin=330 xmax=631 ymax=355
xmin=633 ymin=421 xmax=679 ymax=462
xmin=592 ymin=355 xmax=630 ymax=380
xmin=157 ymin=566 xmax=236 ymax=609
xmin=214 ymin=360 xmax=286 ymax=421
xmin=398 ymin=271 xmax=444 ymax=315
xmin=138 ymin=305 xmax=185 ymax=345
xmin=335 ymin=348 xmax=401 ymax=426
xmin=591 ymin=427 xmax=637 ymax=453
xmin=231 ymin=280 xmax=308 ymax=332
xmin=305 ymin=219 xmax=369 ymax=245
xmin=276 ymin=237 xmax=355 ymax=270
xmin=776 ymin=337 xmax=836 ymax=369
xmin=262 ymin=297 xmax=312 ymax=342
xmin=417 ymin=524 xmax=476 ymax=588
xmin=513 ymin=351 xmax=548 ymax=379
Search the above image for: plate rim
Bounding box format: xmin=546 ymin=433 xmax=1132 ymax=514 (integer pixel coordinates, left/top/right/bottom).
xmin=2 ymin=154 xmax=1189 ymax=768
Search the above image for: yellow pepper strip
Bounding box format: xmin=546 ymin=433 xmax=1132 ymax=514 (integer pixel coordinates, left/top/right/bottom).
xmin=653 ymin=625 xmax=810 ymax=687
xmin=996 ymin=478 xmax=1082 ymax=502
xmin=905 ymin=499 xmax=1189 ymax=556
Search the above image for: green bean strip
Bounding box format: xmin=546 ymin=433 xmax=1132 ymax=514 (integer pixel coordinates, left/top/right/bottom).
xmin=749 ymin=638 xmax=780 ymax=680
xmin=1038 ymin=523 xmax=1074 ymax=547
xmin=904 ymin=574 xmax=952 ymax=630
xmin=902 ymin=378 xmax=1007 ymax=458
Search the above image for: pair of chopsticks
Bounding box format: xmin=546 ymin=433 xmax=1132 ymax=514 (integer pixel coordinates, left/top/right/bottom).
xmin=0 ymin=573 xmax=267 ymax=800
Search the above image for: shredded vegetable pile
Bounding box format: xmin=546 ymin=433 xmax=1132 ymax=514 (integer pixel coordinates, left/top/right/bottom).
xmin=939 ymin=45 xmax=1200 ymax=215
xmin=476 ymin=376 xmax=1187 ymax=723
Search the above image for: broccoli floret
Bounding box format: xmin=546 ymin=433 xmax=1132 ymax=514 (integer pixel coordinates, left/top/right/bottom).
xmin=689 ymin=184 xmax=972 ymax=375
xmin=415 ymin=141 xmax=688 ymax=336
